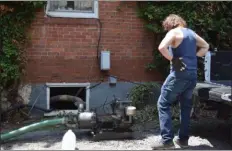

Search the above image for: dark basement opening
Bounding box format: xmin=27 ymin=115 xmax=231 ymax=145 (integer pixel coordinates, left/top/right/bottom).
xmin=50 ymin=87 xmax=86 ymax=110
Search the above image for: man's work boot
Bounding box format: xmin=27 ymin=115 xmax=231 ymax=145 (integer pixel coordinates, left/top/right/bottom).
xmin=173 ymin=137 xmax=189 ymax=148
xmin=151 ymin=139 xmax=175 ymax=150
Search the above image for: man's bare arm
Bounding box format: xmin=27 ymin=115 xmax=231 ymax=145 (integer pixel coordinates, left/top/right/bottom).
xmin=158 ymin=30 xmax=174 ymax=61
xmin=195 ymin=33 xmax=209 ymax=57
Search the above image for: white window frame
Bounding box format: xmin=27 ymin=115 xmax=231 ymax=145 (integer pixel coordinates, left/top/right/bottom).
xmin=45 ymin=82 xmax=90 ymax=117
xmin=45 ymin=0 xmax=99 ymax=19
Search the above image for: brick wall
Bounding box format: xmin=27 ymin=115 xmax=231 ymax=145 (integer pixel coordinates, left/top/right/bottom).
xmin=24 ymin=1 xmax=163 ymax=83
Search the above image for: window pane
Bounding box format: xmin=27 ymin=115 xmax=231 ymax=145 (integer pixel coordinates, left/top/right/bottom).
xmin=48 ymin=0 xmax=94 ymax=13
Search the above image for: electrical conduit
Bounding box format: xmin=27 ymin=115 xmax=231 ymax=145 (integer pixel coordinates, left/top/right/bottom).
xmin=1 ymin=117 xmax=66 ymax=141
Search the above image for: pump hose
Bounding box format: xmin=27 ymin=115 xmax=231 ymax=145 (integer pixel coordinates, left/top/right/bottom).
xmin=1 ymin=117 xmax=65 ymax=142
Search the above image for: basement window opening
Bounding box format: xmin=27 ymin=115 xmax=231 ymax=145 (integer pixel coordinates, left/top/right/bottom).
xmin=46 ymin=83 xmax=90 ymax=111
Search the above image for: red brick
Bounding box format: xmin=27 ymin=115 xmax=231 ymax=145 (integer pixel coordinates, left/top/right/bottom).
xmin=24 ymin=1 xmax=163 ymax=83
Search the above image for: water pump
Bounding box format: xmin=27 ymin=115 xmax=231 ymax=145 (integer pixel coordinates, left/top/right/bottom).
xmin=1 ymin=96 xmax=137 ymax=142
xmin=63 ymin=96 xmax=137 ymax=140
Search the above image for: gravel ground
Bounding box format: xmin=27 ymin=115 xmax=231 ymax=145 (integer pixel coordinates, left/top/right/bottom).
xmin=1 ymin=119 xmax=232 ymax=150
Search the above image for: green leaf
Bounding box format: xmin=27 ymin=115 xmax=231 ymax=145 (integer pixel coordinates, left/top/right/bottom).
xmin=0 ymin=1 xmax=44 ymax=88
xmin=137 ymin=1 xmax=232 ymax=79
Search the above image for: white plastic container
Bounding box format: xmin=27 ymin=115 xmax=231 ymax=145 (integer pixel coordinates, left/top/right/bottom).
xmin=61 ymin=129 xmax=76 ymax=150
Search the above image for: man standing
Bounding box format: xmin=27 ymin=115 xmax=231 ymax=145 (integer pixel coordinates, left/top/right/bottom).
xmin=151 ymin=14 xmax=209 ymax=149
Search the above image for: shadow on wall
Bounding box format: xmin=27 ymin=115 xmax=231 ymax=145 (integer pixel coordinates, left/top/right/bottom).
xmin=28 ymin=84 xmax=48 ymax=116
xmin=89 ymin=82 xmax=161 ymax=114
xmin=89 ymin=82 xmax=136 ymax=114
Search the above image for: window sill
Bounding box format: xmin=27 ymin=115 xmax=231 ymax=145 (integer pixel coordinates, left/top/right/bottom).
xmin=44 ymin=13 xmax=99 ymax=25
xmin=46 ymin=11 xmax=98 ymax=19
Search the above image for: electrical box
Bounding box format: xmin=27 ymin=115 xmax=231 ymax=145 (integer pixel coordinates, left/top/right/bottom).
xmin=109 ymin=76 xmax=117 ymax=85
xmin=100 ymin=51 xmax=110 ymax=70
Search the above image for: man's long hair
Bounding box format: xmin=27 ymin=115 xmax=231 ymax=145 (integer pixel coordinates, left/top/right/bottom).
xmin=162 ymin=14 xmax=187 ymax=31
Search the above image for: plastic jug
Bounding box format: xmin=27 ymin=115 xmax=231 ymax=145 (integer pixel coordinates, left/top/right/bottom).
xmin=61 ymin=129 xmax=76 ymax=150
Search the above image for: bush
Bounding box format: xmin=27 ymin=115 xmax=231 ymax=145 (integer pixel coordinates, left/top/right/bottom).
xmin=0 ymin=2 xmax=44 ymax=90
xmin=129 ymin=82 xmax=183 ymax=123
xmin=137 ymin=1 xmax=232 ymax=79
xmin=133 ymin=105 xmax=158 ymax=124
xmin=129 ymin=82 xmax=161 ymax=110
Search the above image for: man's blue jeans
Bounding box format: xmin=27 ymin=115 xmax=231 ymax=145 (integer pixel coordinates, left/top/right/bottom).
xmin=157 ymin=70 xmax=197 ymax=144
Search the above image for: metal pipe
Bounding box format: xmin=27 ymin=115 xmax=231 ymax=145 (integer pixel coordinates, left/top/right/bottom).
xmin=1 ymin=118 xmax=65 ymax=141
